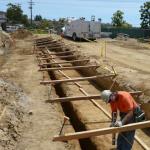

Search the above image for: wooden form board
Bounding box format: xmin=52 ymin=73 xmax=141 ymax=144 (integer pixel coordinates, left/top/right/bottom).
xmin=53 ymin=120 xmax=150 ymax=141
xmin=39 ymin=59 xmax=89 ymax=66
xmin=38 ymin=55 xmax=78 ymax=60
xmin=47 ymin=91 xmax=142 ymax=103
xmin=40 ymin=74 xmax=115 ymax=84
xmin=36 ymin=41 xmax=61 ymax=46
xmin=39 ymin=65 xmax=99 ymax=71
xmin=46 ymin=95 xmax=101 ymax=103
xmin=51 ymin=54 xmax=78 ymax=59
xmin=49 ymin=50 xmax=75 ymax=55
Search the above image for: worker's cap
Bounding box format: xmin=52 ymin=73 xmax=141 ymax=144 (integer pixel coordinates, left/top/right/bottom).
xmin=101 ymin=90 xmax=112 ymax=103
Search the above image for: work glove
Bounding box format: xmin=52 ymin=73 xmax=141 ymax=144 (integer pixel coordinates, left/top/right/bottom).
xmin=114 ymin=121 xmax=123 ymax=127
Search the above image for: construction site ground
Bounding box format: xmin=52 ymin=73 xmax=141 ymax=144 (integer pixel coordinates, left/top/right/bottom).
xmin=57 ymin=36 xmax=150 ymax=98
xmin=0 ymin=33 xmax=150 ymax=150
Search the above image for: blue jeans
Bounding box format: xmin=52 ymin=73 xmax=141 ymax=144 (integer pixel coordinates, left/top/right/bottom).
xmin=117 ymin=112 xmax=135 ymax=150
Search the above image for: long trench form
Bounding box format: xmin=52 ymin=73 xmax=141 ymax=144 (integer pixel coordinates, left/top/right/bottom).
xmin=34 ymin=37 xmax=150 ymax=150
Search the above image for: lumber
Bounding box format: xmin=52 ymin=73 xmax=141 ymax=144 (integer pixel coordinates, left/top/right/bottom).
xmin=40 ymin=74 xmax=115 ymax=84
xmin=49 ymin=50 xmax=75 ymax=55
xmin=39 ymin=59 xmax=89 ymax=66
xmin=46 ymin=95 xmax=101 ymax=103
xmin=53 ymin=120 xmax=150 ymax=141
xmin=39 ymin=65 xmax=99 ymax=71
xmin=52 ymin=54 xmax=78 ymax=59
xmin=36 ymin=41 xmax=61 ymax=47
xmin=38 ymin=55 xmax=78 ymax=60
xmin=130 ymin=91 xmax=143 ymax=96
xmin=46 ymin=91 xmax=142 ymax=103
xmin=47 ymin=46 xmax=63 ymax=50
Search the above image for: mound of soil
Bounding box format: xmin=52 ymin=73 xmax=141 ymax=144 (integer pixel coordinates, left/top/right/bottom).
xmin=11 ymin=29 xmax=32 ymax=39
xmin=0 ymin=79 xmax=28 ymax=150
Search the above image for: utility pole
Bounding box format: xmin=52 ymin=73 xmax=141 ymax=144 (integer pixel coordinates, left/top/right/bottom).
xmin=28 ymin=0 xmax=34 ymax=26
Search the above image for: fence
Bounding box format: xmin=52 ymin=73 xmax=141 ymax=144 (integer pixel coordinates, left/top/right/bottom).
xmin=102 ymin=27 xmax=150 ymax=38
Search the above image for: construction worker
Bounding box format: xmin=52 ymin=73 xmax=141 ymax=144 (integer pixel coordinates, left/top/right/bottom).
xmin=101 ymin=90 xmax=145 ymax=150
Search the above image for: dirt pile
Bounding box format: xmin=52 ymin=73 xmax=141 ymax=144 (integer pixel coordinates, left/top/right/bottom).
xmin=0 ymin=79 xmax=28 ymax=150
xmin=0 ymin=30 xmax=14 ymax=49
xmin=11 ymin=29 xmax=33 ymax=39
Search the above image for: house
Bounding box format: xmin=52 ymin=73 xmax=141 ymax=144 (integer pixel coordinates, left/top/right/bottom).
xmin=0 ymin=11 xmax=7 ymax=26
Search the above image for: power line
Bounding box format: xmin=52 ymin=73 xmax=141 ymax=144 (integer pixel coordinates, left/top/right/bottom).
xmin=28 ymin=0 xmax=34 ymax=26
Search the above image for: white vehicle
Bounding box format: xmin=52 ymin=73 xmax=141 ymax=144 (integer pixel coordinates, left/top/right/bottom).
xmin=6 ymin=25 xmax=19 ymax=33
xmin=63 ymin=18 xmax=101 ymax=41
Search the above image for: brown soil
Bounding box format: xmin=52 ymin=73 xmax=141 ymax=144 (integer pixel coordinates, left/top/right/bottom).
xmin=10 ymin=29 xmax=33 ymax=39
xmin=0 ymin=32 xmax=149 ymax=150
xmin=58 ymin=36 xmax=150 ymax=99
xmin=0 ymin=35 xmax=80 ymax=150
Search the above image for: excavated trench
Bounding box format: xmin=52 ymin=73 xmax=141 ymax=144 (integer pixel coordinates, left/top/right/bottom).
xmin=36 ymin=37 xmax=150 ymax=150
xmin=48 ymin=70 xmax=97 ymax=150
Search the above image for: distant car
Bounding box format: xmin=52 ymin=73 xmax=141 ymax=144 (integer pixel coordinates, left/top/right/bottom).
xmin=6 ymin=25 xmax=20 ymax=32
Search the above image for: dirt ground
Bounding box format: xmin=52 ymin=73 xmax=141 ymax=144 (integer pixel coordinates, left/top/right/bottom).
xmin=59 ymin=36 xmax=150 ymax=99
xmin=0 ymin=35 xmax=80 ymax=150
xmin=0 ymin=33 xmax=150 ymax=150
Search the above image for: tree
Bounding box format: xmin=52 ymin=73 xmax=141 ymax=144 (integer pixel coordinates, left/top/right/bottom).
xmin=21 ymin=15 xmax=29 ymax=26
xmin=140 ymin=2 xmax=150 ymax=29
xmin=122 ymin=22 xmax=132 ymax=28
xmin=40 ymin=19 xmax=50 ymax=29
xmin=112 ymin=10 xmax=125 ymax=27
xmin=34 ymin=15 xmax=42 ymax=21
xmin=6 ymin=3 xmax=28 ymax=25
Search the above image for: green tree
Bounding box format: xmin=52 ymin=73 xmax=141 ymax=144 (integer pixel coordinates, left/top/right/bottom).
xmin=6 ymin=3 xmax=28 ymax=25
xmin=34 ymin=15 xmax=42 ymax=21
xmin=40 ymin=19 xmax=50 ymax=29
xmin=112 ymin=10 xmax=125 ymax=27
xmin=140 ymin=2 xmax=150 ymax=29
xmin=122 ymin=22 xmax=132 ymax=28
xmin=21 ymin=14 xmax=29 ymax=26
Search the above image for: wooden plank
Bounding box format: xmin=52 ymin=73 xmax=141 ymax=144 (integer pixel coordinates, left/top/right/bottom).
xmin=130 ymin=91 xmax=143 ymax=96
xmin=36 ymin=41 xmax=61 ymax=46
xmin=52 ymin=54 xmax=78 ymax=59
xmin=35 ymin=38 xmax=51 ymax=43
xmin=46 ymin=91 xmax=142 ymax=103
xmin=39 ymin=59 xmax=89 ymax=66
xmin=46 ymin=95 xmax=101 ymax=103
xmin=53 ymin=120 xmax=150 ymax=141
xmin=49 ymin=50 xmax=75 ymax=55
xmin=40 ymin=74 xmax=115 ymax=84
xmin=39 ymin=65 xmax=99 ymax=71
xmin=38 ymin=55 xmax=78 ymax=60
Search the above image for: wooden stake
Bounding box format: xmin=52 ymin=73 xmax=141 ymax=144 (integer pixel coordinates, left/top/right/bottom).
xmin=40 ymin=74 xmax=115 ymax=84
xmin=39 ymin=65 xmax=99 ymax=71
xmin=53 ymin=121 xmax=150 ymax=141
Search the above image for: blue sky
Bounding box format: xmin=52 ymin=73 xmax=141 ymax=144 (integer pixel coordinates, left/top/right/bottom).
xmin=0 ymin=0 xmax=149 ymax=26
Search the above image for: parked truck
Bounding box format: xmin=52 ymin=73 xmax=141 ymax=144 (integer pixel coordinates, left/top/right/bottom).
xmin=62 ymin=18 xmax=101 ymax=41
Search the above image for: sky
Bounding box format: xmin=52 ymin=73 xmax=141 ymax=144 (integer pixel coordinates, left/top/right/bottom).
xmin=0 ymin=0 xmax=149 ymax=27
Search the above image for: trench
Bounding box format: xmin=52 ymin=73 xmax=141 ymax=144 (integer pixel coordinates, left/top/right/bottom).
xmin=48 ymin=70 xmax=97 ymax=150
xmin=36 ymin=37 xmax=150 ymax=149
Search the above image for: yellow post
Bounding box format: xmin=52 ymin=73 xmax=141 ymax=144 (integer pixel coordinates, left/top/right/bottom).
xmin=100 ymin=40 xmax=106 ymax=58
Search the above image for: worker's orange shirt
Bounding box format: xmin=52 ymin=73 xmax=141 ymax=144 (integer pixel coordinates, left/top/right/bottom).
xmin=110 ymin=91 xmax=138 ymax=113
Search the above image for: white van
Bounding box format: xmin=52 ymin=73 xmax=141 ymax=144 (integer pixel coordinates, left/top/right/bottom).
xmin=6 ymin=26 xmax=18 ymax=32
xmin=63 ymin=18 xmax=101 ymax=41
